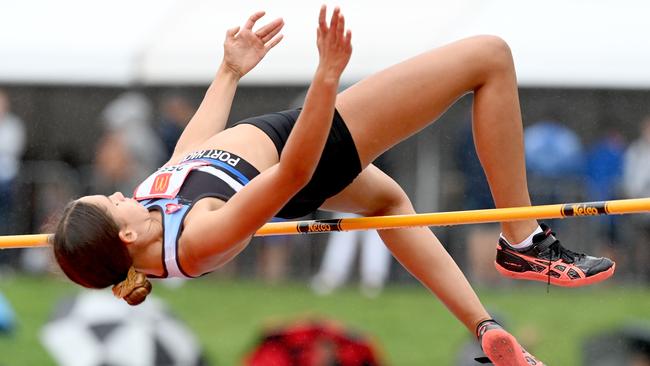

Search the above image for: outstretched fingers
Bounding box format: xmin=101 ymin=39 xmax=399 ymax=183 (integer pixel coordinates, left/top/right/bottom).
xmin=314 ymin=5 xmax=352 ymax=77
xmin=336 ymin=13 xmax=345 ymax=44
xmin=318 ymin=5 xmax=327 ymax=34
xmin=318 ymin=6 xmax=351 ymax=47
xmin=244 ymin=11 xmax=266 ymax=30
xmin=318 ymin=6 xmax=351 ymax=46
xmin=256 ymin=17 xmax=284 ymax=43
xmin=264 ymin=34 xmax=284 ymax=52
xmin=329 ymin=6 xmax=340 ymax=33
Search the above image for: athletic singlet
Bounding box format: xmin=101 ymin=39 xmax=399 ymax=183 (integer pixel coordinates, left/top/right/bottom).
xmin=134 ymin=149 xmax=259 ymax=278
xmin=133 ymin=109 xmax=363 ymax=278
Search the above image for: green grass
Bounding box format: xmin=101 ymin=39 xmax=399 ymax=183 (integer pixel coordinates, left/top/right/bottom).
xmin=0 ymin=275 xmax=648 ymax=365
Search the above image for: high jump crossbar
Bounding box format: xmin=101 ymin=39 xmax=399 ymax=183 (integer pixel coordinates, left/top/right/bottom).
xmin=1 ymin=197 xmax=649 ymax=250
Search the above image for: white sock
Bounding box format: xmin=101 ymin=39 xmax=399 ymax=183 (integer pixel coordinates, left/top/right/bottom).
xmin=500 ymin=225 xmax=543 ymax=250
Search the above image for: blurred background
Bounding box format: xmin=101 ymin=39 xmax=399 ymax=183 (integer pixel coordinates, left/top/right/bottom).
xmin=0 ymin=0 xmax=649 ymax=365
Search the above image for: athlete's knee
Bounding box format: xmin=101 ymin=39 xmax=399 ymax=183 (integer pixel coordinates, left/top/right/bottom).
xmin=361 ymin=185 xmax=414 ymax=217
xmin=474 ymin=35 xmax=515 ymax=73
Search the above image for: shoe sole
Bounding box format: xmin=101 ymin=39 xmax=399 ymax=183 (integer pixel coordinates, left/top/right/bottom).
xmin=482 ymin=329 xmax=543 ymax=366
xmin=495 ymin=261 xmax=616 ymax=287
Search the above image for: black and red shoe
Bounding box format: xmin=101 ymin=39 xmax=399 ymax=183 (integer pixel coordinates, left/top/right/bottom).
xmin=475 ymin=320 xmax=544 ymax=365
xmin=495 ymin=223 xmax=615 ymax=287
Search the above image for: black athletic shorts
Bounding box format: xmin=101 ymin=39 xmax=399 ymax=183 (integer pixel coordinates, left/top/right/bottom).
xmin=235 ymin=107 xmax=362 ymax=219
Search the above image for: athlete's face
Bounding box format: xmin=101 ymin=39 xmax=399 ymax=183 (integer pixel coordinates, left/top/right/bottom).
xmin=79 ymin=192 xmax=149 ymax=229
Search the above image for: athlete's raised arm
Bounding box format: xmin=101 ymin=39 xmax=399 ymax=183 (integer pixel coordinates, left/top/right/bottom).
xmin=183 ymin=6 xmax=352 ymax=269
xmin=280 ymin=5 xmax=352 ymax=183
xmin=169 ymin=12 xmax=284 ymax=162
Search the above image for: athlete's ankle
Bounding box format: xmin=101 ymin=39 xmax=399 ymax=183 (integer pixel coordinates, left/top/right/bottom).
xmin=500 ymin=225 xmax=543 ymax=250
xmin=475 ymin=318 xmax=502 ymax=340
xmin=500 ymin=222 xmax=541 ymax=249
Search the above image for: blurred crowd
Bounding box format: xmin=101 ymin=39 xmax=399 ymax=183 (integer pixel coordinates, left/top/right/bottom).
xmin=0 ymin=86 xmax=649 ymax=290
xmin=1 ymin=86 xmax=650 ymax=366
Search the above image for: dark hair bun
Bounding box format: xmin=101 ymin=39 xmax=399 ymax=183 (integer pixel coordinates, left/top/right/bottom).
xmin=123 ymin=272 xmax=152 ymax=306
xmin=112 ymin=267 xmax=153 ymax=306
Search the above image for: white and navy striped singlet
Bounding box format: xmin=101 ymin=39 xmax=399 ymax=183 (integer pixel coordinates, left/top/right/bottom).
xmin=133 ymin=149 xmax=260 ymax=278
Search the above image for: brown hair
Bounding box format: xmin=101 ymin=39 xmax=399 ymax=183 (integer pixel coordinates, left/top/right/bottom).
xmin=53 ymin=200 xmax=152 ymax=305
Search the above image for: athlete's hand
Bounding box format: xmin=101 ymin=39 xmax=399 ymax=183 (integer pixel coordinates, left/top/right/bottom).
xmin=222 ymin=11 xmax=284 ymax=78
xmin=316 ymin=6 xmax=352 ymax=80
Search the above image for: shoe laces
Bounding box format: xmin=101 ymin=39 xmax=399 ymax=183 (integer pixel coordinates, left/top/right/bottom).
xmin=542 ymin=229 xmax=584 ymax=290
xmin=542 ymin=227 xmax=585 ymax=264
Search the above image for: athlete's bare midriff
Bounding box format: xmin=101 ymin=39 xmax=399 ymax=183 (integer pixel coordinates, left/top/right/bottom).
xmin=183 ymin=124 xmax=280 ymax=172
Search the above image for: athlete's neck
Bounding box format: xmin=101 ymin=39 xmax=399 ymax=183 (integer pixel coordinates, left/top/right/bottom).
xmin=128 ymin=210 xmax=165 ymax=276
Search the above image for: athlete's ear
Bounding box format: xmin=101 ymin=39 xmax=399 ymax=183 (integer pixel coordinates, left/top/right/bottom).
xmin=119 ymin=229 xmax=138 ymax=244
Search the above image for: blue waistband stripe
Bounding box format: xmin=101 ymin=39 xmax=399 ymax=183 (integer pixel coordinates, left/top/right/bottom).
xmin=192 ymin=158 xmax=250 ymax=185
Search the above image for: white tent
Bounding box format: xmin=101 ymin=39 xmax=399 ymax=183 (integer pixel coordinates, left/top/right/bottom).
xmin=1 ymin=0 xmax=648 ymax=87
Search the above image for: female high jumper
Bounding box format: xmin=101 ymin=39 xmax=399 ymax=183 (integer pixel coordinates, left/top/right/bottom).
xmin=53 ymin=6 xmax=615 ymax=365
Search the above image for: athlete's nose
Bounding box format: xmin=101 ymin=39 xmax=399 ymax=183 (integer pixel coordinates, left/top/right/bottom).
xmin=111 ymin=192 xmax=126 ymax=201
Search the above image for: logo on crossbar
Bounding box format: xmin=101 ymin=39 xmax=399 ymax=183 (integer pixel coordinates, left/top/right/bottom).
xmin=561 ymin=202 xmax=608 ymax=217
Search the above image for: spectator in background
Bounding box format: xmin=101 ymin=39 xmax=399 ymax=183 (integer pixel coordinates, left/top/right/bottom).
xmin=586 ymin=129 xmax=625 ymax=204
xmin=92 ymin=92 xmax=165 ymax=195
xmin=0 ymin=89 xmax=26 ymax=228
xmin=524 ymin=120 xmax=585 ymax=201
xmin=157 ymin=91 xmax=195 ymax=160
xmin=623 ymin=116 xmax=650 ymax=202
xmin=622 ymin=115 xmax=650 ymax=282
xmin=311 ymin=213 xmax=391 ymax=298
xmin=0 ymin=89 xmax=26 ymax=270
xmin=585 ymin=128 xmax=626 ymax=264
xmin=524 ymin=120 xmax=585 ymax=239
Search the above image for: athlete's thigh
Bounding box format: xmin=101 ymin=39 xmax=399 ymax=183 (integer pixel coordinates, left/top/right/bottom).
xmin=335 ymin=35 xmax=509 ymax=167
xmin=320 ymin=164 xmax=412 ymax=216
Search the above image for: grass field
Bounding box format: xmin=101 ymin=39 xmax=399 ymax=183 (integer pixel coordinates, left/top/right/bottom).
xmin=0 ymin=274 xmax=649 ymax=365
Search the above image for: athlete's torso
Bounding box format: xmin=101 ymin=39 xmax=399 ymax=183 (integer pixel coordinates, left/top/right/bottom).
xmin=133 ymin=111 xmax=299 ymax=278
xmin=134 ymin=141 xmax=265 ymax=278
xmin=133 ymin=108 xmax=362 ymax=277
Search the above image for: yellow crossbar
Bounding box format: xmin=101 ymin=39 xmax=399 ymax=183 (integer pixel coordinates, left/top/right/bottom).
xmin=2 ymin=198 xmax=649 ymax=249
